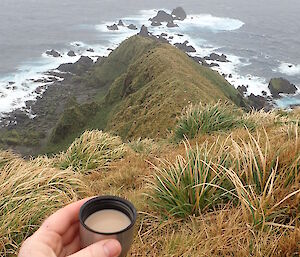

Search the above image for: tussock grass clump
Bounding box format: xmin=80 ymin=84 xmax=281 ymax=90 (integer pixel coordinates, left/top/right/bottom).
xmin=58 ymin=130 xmax=126 ymax=173
xmin=148 ymin=140 xmax=232 ymax=218
xmin=227 ymin=128 xmax=300 ymax=228
xmin=175 ymin=102 xmax=250 ymax=140
xmin=128 ymin=138 xmax=160 ymax=155
xmin=0 ymin=152 xmax=89 ymax=256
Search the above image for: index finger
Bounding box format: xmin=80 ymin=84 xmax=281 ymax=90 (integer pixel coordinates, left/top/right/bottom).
xmin=39 ymin=198 xmax=91 ymax=236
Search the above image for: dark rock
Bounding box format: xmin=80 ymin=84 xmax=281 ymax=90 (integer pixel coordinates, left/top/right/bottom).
xmin=157 ymin=35 xmax=169 ymax=43
xmin=33 ymin=78 xmax=47 ymax=83
xmin=237 ymin=85 xmax=247 ymax=95
xmin=288 ymin=64 xmax=293 ymax=68
xmin=167 ymin=21 xmax=179 ymax=28
xmin=57 ymin=56 xmax=94 ymax=75
xmin=8 ymin=81 xmax=15 ymax=85
xmin=209 ymin=63 xmax=220 ymax=68
xmin=177 ymin=33 xmax=184 ymax=37
xmin=138 ymin=25 xmax=150 ymax=37
xmin=118 ymin=20 xmax=125 ymax=26
xmin=228 ymin=74 xmax=233 ymax=78
xmin=174 ymin=40 xmax=196 ymax=53
xmin=127 ymin=24 xmax=137 ymax=30
xmin=171 ymin=7 xmax=187 ymax=21
xmin=169 ymin=36 xmax=174 ymax=39
xmin=204 ymin=53 xmax=229 ymax=62
xmin=161 ymin=33 xmax=168 ymax=37
xmin=74 ymin=56 xmax=94 ymax=66
xmin=150 ymin=10 xmax=173 ymax=23
xmin=107 ymin=24 xmax=118 ymax=31
xmin=86 ymin=48 xmax=94 ymax=52
xmin=46 ymin=49 xmax=62 ymax=58
xmin=248 ymin=94 xmax=268 ymax=111
xmin=67 ymin=50 xmax=76 ymax=57
xmin=151 ymin=21 xmax=162 ymax=26
xmin=262 ymin=90 xmax=267 ymax=96
xmin=268 ymin=78 xmax=298 ymax=98
xmin=45 ymin=71 xmax=73 ymax=80
xmin=35 ymin=86 xmax=45 ymax=94
xmin=12 ymin=110 xmax=28 ymax=123
xmin=25 ymin=100 xmax=35 ymax=109
xmin=190 ymin=56 xmax=211 ymax=66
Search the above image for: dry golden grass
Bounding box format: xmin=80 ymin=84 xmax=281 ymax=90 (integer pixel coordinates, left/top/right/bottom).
xmin=0 ymin=151 xmax=91 ymax=256
xmin=1 ymin=110 xmax=299 ymax=256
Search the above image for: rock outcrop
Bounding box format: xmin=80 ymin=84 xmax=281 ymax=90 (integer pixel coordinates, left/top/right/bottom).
xmin=58 ymin=56 xmax=94 ymax=75
xmin=237 ymin=85 xmax=247 ymax=95
xmin=204 ymin=53 xmax=229 ymax=62
xmin=67 ymin=50 xmax=76 ymax=57
xmin=128 ymin=24 xmax=137 ymax=30
xmin=118 ymin=20 xmax=125 ymax=26
xmin=107 ymin=24 xmax=118 ymax=31
xmin=167 ymin=21 xmax=179 ymax=28
xmin=174 ymin=41 xmax=196 ymax=53
xmin=46 ymin=50 xmax=62 ymax=58
xmin=268 ymin=78 xmax=298 ymax=98
xmin=150 ymin=10 xmax=173 ymax=23
xmin=138 ymin=25 xmax=151 ymax=37
xmin=171 ymin=7 xmax=187 ymax=20
xmin=248 ymin=94 xmax=269 ymax=111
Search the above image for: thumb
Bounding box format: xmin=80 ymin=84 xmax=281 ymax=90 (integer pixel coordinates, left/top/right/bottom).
xmin=69 ymin=239 xmax=122 ymax=257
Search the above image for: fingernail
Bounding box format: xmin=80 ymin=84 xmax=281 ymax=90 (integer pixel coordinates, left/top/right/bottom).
xmin=103 ymin=240 xmax=121 ymax=257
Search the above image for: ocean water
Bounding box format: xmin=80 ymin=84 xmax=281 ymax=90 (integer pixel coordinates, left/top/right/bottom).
xmin=0 ymin=0 xmax=299 ymax=115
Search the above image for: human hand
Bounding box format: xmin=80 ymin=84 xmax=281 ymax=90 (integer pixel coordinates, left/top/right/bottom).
xmin=18 ymin=198 xmax=122 ymax=257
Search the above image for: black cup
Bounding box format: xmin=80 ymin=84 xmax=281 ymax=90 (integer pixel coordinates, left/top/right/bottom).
xmin=79 ymin=196 xmax=137 ymax=257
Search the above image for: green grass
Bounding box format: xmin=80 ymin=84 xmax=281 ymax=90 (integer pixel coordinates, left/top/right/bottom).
xmin=0 ymin=129 xmax=45 ymax=147
xmin=105 ymin=39 xmax=247 ymax=140
xmin=174 ymin=102 xmax=252 ymax=140
xmin=148 ymin=140 xmax=232 ymax=218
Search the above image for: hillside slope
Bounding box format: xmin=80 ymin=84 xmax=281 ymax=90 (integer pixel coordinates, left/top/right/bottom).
xmin=104 ymin=37 xmax=246 ymax=138
xmin=50 ymin=36 xmax=247 ymax=148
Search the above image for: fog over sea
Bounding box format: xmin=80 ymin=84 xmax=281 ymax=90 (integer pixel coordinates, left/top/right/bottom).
xmin=0 ymin=0 xmax=299 ymax=115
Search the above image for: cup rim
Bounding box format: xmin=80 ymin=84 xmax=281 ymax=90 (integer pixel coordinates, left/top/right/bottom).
xmin=79 ymin=195 xmax=137 ymax=235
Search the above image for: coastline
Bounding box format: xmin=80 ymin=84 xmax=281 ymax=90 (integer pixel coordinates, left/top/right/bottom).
xmin=0 ymin=7 xmax=299 ymax=156
xmin=1 ymin=8 xmax=300 ymax=120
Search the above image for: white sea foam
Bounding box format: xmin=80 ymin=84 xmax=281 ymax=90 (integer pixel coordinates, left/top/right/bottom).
xmin=180 ymin=14 xmax=244 ymax=32
xmin=275 ymin=62 xmax=300 ymax=76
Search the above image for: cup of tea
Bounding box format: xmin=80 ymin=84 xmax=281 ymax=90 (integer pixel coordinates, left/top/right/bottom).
xmin=79 ymin=196 xmax=137 ymax=257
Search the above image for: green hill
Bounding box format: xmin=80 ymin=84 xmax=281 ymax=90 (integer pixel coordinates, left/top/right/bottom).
xmin=48 ymin=36 xmax=247 ymax=151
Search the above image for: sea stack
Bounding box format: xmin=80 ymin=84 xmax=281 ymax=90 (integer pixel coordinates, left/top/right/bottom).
xmin=107 ymin=24 xmax=118 ymax=31
xmin=149 ymin=10 xmax=173 ymax=23
xmin=268 ymin=78 xmax=298 ymax=98
xmin=171 ymin=7 xmax=187 ymax=20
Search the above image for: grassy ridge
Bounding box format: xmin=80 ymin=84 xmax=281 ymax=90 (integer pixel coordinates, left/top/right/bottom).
xmin=105 ymin=39 xmax=247 ymax=139
xmin=49 ymin=36 xmax=247 ymax=151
